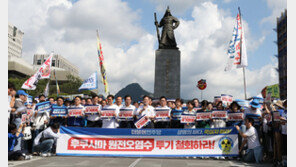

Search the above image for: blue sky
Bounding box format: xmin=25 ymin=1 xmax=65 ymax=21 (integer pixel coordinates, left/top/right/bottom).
xmin=8 ymin=0 xmax=286 ymax=100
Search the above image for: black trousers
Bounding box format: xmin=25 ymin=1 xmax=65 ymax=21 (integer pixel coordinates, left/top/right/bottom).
xmin=119 ymin=121 xmax=135 ymax=128
xmin=282 ymin=134 xmax=287 ymax=156
xmin=8 ymin=150 xmax=24 ymax=160
xmin=170 ymin=120 xmax=183 ymax=128
xmin=86 ymin=120 xmax=102 ymax=127
xmin=154 ymin=121 xmax=170 ymax=129
xmin=142 ymin=122 xmax=154 ymax=129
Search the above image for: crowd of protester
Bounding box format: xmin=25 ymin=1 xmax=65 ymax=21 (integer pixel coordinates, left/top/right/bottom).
xmin=8 ymin=82 xmax=287 ymax=166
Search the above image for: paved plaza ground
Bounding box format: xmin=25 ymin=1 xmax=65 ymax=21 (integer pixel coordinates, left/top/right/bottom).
xmin=8 ymin=156 xmax=272 ymax=167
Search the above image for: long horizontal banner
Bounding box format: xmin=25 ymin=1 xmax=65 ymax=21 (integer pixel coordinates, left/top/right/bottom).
xmin=56 ymin=126 xmax=239 ymax=157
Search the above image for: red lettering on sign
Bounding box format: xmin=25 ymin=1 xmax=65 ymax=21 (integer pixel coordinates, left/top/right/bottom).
xmin=175 ymin=140 xmax=215 ymax=150
xmin=68 ymin=137 xmax=154 ymax=151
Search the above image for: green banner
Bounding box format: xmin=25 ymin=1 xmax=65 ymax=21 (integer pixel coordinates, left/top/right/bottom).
xmin=266 ymin=84 xmax=280 ymax=98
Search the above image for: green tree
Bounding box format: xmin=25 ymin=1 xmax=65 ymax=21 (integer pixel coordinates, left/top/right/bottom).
xmin=9 ymin=74 xmax=94 ymax=98
xmin=8 ymin=77 xmax=49 ymax=97
xmin=51 ymin=74 xmax=94 ymax=97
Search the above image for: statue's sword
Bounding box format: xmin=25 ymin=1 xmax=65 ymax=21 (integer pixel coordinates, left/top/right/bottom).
xmin=154 ymin=12 xmax=161 ymax=44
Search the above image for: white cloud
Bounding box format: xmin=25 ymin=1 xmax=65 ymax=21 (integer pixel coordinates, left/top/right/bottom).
xmin=8 ymin=0 xmax=278 ymax=100
xmin=223 ymin=0 xmax=233 ymax=3
xmin=174 ymin=2 xmax=278 ymax=100
xmin=261 ymin=0 xmax=287 ymax=24
xmin=149 ymin=0 xmax=213 ymax=15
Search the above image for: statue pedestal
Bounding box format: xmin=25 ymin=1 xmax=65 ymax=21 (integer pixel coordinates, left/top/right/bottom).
xmin=154 ymin=49 xmax=180 ymax=99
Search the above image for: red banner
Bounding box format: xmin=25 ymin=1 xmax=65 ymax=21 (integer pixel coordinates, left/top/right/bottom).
xmin=135 ymin=115 xmax=150 ymax=129
xmin=118 ymin=109 xmax=134 ymax=119
xmin=84 ymin=106 xmax=100 ymax=114
xmin=21 ymin=114 xmax=27 ymax=123
xmin=227 ymin=112 xmax=244 ymax=121
xmin=155 ymin=109 xmax=170 ymax=119
xmin=196 ymin=112 xmax=211 ymax=121
xmin=68 ymin=108 xmax=83 ymax=117
xmin=27 ymin=108 xmax=33 ymax=115
xmin=68 ymin=137 xmax=154 ymax=151
xmin=100 ymin=109 xmax=116 ymax=118
xmin=180 ymin=115 xmax=196 ymax=123
xmin=211 ymin=111 xmax=228 ymax=119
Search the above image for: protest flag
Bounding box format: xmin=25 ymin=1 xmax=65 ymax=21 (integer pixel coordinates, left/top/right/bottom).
xmin=78 ymin=72 xmax=98 ymax=91
xmin=224 ymin=7 xmax=248 ymax=99
xmin=54 ymin=69 xmax=60 ymax=96
xmin=22 ymin=52 xmax=53 ymax=90
xmin=96 ymin=30 xmax=110 ymax=95
xmin=44 ymin=80 xmax=50 ymax=97
xmin=225 ymin=8 xmax=248 ymax=71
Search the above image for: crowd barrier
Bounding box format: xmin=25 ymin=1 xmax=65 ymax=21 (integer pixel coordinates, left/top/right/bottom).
xmin=56 ymin=126 xmax=239 ymax=157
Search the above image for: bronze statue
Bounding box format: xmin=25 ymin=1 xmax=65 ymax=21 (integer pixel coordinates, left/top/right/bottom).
xmin=154 ymin=6 xmax=180 ymax=49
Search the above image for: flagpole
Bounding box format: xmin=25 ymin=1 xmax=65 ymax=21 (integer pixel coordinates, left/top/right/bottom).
xmin=96 ymin=29 xmax=110 ymax=97
xmin=242 ymin=67 xmax=247 ymax=99
xmin=238 ymin=7 xmax=247 ymax=100
xmin=96 ymin=29 xmax=100 ymax=96
xmin=54 ymin=69 xmax=59 ymax=97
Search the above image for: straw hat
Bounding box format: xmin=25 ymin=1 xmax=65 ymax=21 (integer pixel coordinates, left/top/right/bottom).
xmin=273 ymin=100 xmax=284 ymax=109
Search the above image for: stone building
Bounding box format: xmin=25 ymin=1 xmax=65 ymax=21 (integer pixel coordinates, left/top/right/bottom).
xmin=276 ymin=9 xmax=287 ymax=100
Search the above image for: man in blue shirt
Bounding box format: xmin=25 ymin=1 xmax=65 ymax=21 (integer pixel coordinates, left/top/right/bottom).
xmin=50 ymin=97 xmax=68 ymax=126
xmin=8 ymin=123 xmax=30 ymax=160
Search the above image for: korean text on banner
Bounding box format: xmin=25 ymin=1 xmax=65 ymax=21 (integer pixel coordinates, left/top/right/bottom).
xmin=84 ymin=105 xmax=100 ymax=115
xmin=21 ymin=114 xmax=27 ymax=123
xmin=35 ymin=101 xmax=51 ymax=113
xmin=51 ymin=106 xmax=68 ymax=117
xmin=56 ymin=126 xmax=239 ymax=157
xmin=171 ymin=109 xmax=183 ymax=120
xmin=26 ymin=108 xmax=33 ymax=116
xmin=228 ymin=112 xmax=244 ymax=121
xmin=22 ymin=52 xmax=53 ymax=90
xmin=100 ymin=109 xmax=116 ymax=119
xmin=211 ymin=111 xmax=228 ymax=119
xmin=134 ymin=115 xmax=150 ymax=129
xmin=68 ymin=107 xmax=83 ymax=117
xmin=118 ymin=109 xmax=134 ymax=120
xmin=78 ymin=72 xmax=98 ymax=91
xmin=180 ymin=115 xmax=196 ymax=124
xmin=155 ymin=109 xmax=170 ymax=121
xmin=196 ymin=112 xmax=211 ymax=121
xmin=266 ymin=84 xmax=280 ymax=98
xmin=225 ymin=12 xmax=248 ymax=71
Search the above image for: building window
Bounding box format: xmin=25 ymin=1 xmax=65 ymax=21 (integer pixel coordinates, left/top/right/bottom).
xmin=37 ymin=60 xmax=41 ymax=65
xmin=52 ymin=60 xmax=56 ymax=67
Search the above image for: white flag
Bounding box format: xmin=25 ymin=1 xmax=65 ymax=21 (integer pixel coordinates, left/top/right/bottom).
xmin=78 ymin=72 xmax=98 ymax=91
xmin=22 ymin=52 xmax=53 ymax=90
xmin=44 ymin=81 xmax=50 ymax=97
xmin=225 ymin=12 xmax=248 ymax=71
